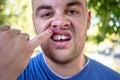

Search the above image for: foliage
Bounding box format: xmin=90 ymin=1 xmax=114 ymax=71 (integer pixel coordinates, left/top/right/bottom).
xmin=0 ymin=0 xmax=35 ymax=36
xmin=87 ymin=0 xmax=120 ymax=43
xmin=0 ymin=0 xmax=7 ymax=24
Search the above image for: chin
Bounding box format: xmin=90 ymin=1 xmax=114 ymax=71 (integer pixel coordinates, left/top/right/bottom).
xmin=43 ymin=47 xmax=78 ymax=64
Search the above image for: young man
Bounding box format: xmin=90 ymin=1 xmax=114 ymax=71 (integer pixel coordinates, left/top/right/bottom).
xmin=0 ymin=0 xmax=120 ymax=80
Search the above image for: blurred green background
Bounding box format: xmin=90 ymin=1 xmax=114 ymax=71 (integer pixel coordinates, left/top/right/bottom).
xmin=0 ymin=0 xmax=120 ymax=72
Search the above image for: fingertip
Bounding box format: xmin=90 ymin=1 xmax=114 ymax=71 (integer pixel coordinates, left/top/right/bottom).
xmin=47 ymin=28 xmax=53 ymax=35
xmin=28 ymin=29 xmax=53 ymax=49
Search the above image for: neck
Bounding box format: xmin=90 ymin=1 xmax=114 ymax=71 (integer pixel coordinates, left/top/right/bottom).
xmin=45 ymin=53 xmax=86 ymax=78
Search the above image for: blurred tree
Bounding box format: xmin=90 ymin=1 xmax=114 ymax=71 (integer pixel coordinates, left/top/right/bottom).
xmin=0 ymin=0 xmax=35 ymax=37
xmin=0 ymin=0 xmax=7 ymax=24
xmin=87 ymin=0 xmax=120 ymax=43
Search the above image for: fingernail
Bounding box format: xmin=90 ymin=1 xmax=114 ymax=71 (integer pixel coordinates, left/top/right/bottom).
xmin=48 ymin=28 xmax=53 ymax=34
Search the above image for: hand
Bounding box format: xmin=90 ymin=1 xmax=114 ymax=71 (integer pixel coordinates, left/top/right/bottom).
xmin=0 ymin=25 xmax=53 ymax=80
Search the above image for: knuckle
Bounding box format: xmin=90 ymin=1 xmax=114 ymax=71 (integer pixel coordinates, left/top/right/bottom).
xmin=7 ymin=29 xmax=21 ymax=33
xmin=22 ymin=33 xmax=29 ymax=38
xmin=0 ymin=25 xmax=10 ymax=31
xmin=13 ymin=29 xmax=21 ymax=33
xmin=4 ymin=29 xmax=21 ymax=38
xmin=19 ymin=33 xmax=30 ymax=41
xmin=0 ymin=24 xmax=10 ymax=28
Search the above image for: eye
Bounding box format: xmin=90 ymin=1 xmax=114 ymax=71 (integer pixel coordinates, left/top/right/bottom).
xmin=67 ymin=9 xmax=79 ymax=15
xmin=40 ymin=12 xmax=54 ymax=19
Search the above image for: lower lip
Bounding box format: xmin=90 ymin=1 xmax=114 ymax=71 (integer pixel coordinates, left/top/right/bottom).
xmin=50 ymin=39 xmax=71 ymax=49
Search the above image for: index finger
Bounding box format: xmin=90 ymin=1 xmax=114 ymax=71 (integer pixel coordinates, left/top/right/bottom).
xmin=28 ymin=29 xmax=53 ymax=49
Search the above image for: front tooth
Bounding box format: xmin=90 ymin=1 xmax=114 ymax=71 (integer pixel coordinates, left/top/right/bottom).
xmin=54 ymin=36 xmax=57 ymax=40
xmin=61 ymin=35 xmax=66 ymax=40
xmin=54 ymin=35 xmax=61 ymax=40
xmin=58 ymin=35 xmax=61 ymax=40
xmin=53 ymin=35 xmax=69 ymax=40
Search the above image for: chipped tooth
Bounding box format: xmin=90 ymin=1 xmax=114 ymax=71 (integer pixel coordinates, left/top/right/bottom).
xmin=65 ymin=36 xmax=68 ymax=39
xmin=53 ymin=35 xmax=70 ymax=41
xmin=54 ymin=36 xmax=57 ymax=40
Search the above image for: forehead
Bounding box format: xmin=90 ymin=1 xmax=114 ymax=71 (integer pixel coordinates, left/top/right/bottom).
xmin=32 ymin=0 xmax=86 ymax=11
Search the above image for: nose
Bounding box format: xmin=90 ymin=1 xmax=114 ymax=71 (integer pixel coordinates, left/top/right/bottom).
xmin=51 ymin=15 xmax=71 ymax=30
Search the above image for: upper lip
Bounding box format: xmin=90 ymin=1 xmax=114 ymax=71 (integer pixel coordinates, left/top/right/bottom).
xmin=50 ymin=27 xmax=72 ymax=37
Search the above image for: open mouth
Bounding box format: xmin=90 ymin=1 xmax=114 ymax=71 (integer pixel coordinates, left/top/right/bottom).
xmin=51 ymin=34 xmax=71 ymax=41
xmin=50 ymin=27 xmax=72 ymax=42
xmin=50 ymin=34 xmax=71 ymax=48
xmin=49 ymin=27 xmax=72 ymax=49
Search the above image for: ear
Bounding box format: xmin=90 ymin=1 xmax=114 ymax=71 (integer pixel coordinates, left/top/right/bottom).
xmin=32 ymin=15 xmax=38 ymax=34
xmin=87 ymin=9 xmax=91 ymax=29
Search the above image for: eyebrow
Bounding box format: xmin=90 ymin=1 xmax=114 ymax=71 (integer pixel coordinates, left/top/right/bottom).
xmin=35 ymin=1 xmax=84 ymax=15
xmin=36 ymin=5 xmax=52 ymax=15
xmin=66 ymin=1 xmax=83 ymax=7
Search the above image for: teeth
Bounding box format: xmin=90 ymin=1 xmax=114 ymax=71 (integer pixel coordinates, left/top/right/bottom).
xmin=53 ymin=35 xmax=70 ymax=41
xmin=61 ymin=35 xmax=66 ymax=40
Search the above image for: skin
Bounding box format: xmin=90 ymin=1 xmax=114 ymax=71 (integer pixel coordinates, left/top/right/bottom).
xmin=0 ymin=25 xmax=53 ymax=80
xmin=0 ymin=0 xmax=91 ymax=79
xmin=33 ymin=0 xmax=91 ymax=77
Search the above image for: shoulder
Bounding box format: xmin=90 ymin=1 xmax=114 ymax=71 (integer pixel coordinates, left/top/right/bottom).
xmin=88 ymin=58 xmax=120 ymax=80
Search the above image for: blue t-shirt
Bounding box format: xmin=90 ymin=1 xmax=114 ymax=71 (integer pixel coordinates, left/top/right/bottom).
xmin=17 ymin=53 xmax=120 ymax=80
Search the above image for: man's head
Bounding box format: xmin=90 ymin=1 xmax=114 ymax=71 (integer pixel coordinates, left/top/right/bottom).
xmin=32 ymin=0 xmax=87 ymax=15
xmin=32 ymin=0 xmax=91 ymax=64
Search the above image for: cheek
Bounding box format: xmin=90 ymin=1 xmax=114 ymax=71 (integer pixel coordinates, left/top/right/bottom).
xmin=74 ymin=18 xmax=88 ymax=34
xmin=72 ymin=19 xmax=88 ymax=42
xmin=34 ymin=19 xmax=50 ymax=33
xmin=36 ymin=21 xmax=44 ymax=32
xmin=71 ymin=16 xmax=87 ymax=28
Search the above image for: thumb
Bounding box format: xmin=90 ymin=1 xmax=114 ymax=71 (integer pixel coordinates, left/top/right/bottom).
xmin=28 ymin=29 xmax=53 ymax=49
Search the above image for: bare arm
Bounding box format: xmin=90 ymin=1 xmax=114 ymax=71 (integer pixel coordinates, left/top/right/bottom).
xmin=0 ymin=25 xmax=53 ymax=80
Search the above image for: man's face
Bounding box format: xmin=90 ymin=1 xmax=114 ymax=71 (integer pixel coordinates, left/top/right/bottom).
xmin=32 ymin=0 xmax=91 ymax=64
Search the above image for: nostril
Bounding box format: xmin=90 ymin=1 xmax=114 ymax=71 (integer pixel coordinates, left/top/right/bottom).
xmin=53 ymin=25 xmax=57 ymax=28
xmin=64 ymin=24 xmax=69 ymax=27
